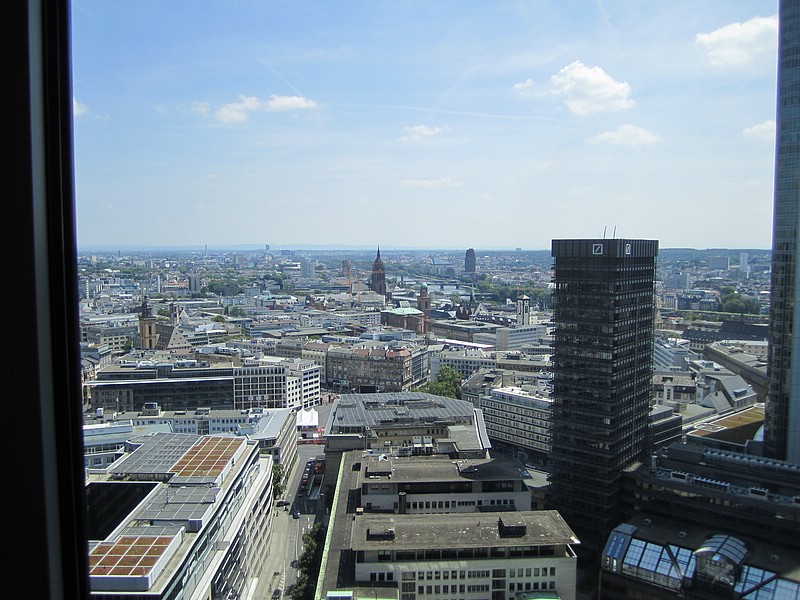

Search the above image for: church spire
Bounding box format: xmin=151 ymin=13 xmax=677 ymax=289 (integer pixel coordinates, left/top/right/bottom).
xmin=370 ymin=245 xmax=387 ymax=297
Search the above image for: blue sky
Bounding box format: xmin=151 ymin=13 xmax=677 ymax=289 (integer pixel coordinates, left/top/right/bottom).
xmin=71 ymin=1 xmax=778 ymax=250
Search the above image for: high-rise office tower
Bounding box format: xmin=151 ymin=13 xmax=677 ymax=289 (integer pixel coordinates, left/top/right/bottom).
xmin=767 ymin=0 xmax=800 ymax=465
xmin=301 ymin=257 xmax=314 ymax=279
xmin=370 ymin=247 xmax=387 ymax=296
xmin=549 ymin=239 xmax=658 ymax=551
xmin=464 ymin=248 xmax=476 ymax=273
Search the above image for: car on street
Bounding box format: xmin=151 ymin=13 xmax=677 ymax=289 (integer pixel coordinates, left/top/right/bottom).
xmin=272 ymin=589 xmax=282 ymax=599
xmin=293 ymin=510 xmax=300 ymax=519
xmin=276 ymin=499 xmax=289 ymax=507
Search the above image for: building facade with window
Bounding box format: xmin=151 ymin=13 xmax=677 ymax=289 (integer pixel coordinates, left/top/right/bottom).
xmin=549 ymin=238 xmax=658 ymax=552
xmin=355 ymin=454 xmax=532 ymax=513
xmin=767 ymin=0 xmax=800 ymax=465
xmin=481 ymin=386 xmax=553 ymax=463
xmin=348 ymin=512 xmax=578 ymax=600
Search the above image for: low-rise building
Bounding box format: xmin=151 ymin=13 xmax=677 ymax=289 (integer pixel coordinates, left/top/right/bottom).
xmin=86 ymin=405 xmax=298 ymax=465
xmin=430 ymin=320 xmax=502 ymax=344
xmin=473 ymin=323 xmax=548 ymax=351
xmin=315 ymin=449 xmax=579 ymax=600
xmin=89 ymin=356 xmax=321 ymax=412
xmin=323 ymin=508 xmax=578 ymax=600
xmin=430 ymin=348 xmax=497 ymax=380
xmin=356 ymin=454 xmax=532 ymax=513
xmin=481 ymin=386 xmax=553 ymax=464
xmin=327 ymin=342 xmax=429 ymax=393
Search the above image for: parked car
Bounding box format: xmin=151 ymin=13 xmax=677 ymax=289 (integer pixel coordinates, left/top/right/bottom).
xmin=276 ymin=499 xmax=289 ymax=507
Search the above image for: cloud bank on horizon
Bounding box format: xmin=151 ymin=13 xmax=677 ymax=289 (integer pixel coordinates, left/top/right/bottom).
xmin=71 ymin=2 xmax=778 ymax=250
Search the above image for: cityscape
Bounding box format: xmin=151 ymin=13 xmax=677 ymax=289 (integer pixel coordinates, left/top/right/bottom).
xmin=74 ymin=236 xmax=791 ymax=600
xmin=11 ymin=1 xmax=800 ymax=600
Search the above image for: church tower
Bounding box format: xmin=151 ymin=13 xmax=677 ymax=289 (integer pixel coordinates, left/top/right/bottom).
xmin=417 ymin=283 xmax=432 ymax=313
xmin=138 ymin=296 xmax=158 ymax=350
xmin=370 ymin=246 xmax=387 ymax=297
xmin=516 ymin=294 xmax=531 ymax=326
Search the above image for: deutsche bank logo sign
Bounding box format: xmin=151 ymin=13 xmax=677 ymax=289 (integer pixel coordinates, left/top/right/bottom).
xmin=592 ymin=243 xmax=603 ymax=255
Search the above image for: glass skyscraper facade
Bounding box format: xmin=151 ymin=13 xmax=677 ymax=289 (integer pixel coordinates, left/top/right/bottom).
xmin=549 ymin=239 xmax=658 ymax=551
xmin=767 ymin=0 xmax=800 ymax=465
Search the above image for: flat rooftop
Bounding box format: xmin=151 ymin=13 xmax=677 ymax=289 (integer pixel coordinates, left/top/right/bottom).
xmin=359 ymin=455 xmax=527 ymax=484
xmin=87 ymin=432 xmax=257 ymax=594
xmin=687 ymin=405 xmax=764 ymax=445
xmin=328 ymin=392 xmax=476 ymax=431
xmin=351 ymin=511 xmax=578 ymax=551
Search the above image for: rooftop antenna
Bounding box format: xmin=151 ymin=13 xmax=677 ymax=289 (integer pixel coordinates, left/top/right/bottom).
xmin=603 ymin=226 xmax=607 ymax=239
xmin=613 ymin=226 xmax=617 ymax=239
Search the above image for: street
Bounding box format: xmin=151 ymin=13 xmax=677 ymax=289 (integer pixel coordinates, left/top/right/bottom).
xmin=250 ymin=402 xmax=334 ymax=600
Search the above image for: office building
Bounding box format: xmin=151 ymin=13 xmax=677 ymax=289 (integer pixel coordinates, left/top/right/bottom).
xmin=473 ymin=323 xmax=548 ymax=351
xmin=314 ymin=449 xmax=579 ymax=600
xmin=355 ymin=453 xmax=533 ymax=513
xmin=620 ymin=443 xmax=800 ymax=551
xmin=89 ymin=358 xmax=320 ymax=412
xmin=326 ymin=342 xmax=429 ymax=393
xmin=86 ymin=432 xmax=273 ymax=599
xmin=464 ymin=248 xmax=476 ymax=273
xmin=549 ymin=239 xmax=658 ymax=551
xmin=430 ymin=348 xmax=497 ymax=380
xmin=481 ymin=386 xmax=553 ymax=463
xmin=346 ymin=512 xmax=578 ymax=600
xmin=767 ymin=0 xmax=800 ymax=464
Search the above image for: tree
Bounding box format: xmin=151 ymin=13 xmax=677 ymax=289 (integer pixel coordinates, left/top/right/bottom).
xmin=417 ymin=365 xmax=462 ymax=399
xmin=272 ymin=463 xmax=286 ymax=498
xmin=722 ymin=297 xmax=747 ymax=314
xmin=292 ymin=523 xmax=325 ymax=600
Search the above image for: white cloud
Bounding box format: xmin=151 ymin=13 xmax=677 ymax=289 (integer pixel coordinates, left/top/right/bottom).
xmin=265 ymin=95 xmax=318 ymax=112
xmin=550 ymin=60 xmax=634 ymax=116
xmin=696 ymin=15 xmax=777 ymax=67
xmin=401 ymin=125 xmax=451 ymax=141
xmin=400 ymin=178 xmax=462 ymax=189
xmin=512 ymin=79 xmax=537 ymax=98
xmin=215 ymin=95 xmax=263 ymax=123
xmin=73 ymin=97 xmax=88 ymax=117
xmin=590 ymin=124 xmax=661 ymax=146
xmin=743 ymin=119 xmax=775 ymax=140
xmin=214 ymin=94 xmax=317 ymax=122
xmin=192 ymin=101 xmax=211 ymax=117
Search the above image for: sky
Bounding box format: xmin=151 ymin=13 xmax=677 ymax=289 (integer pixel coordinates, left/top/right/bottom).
xmin=71 ymin=1 xmax=779 ymax=250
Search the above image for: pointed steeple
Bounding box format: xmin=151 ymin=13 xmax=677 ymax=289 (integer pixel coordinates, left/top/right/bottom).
xmin=370 ymin=245 xmax=387 ymax=296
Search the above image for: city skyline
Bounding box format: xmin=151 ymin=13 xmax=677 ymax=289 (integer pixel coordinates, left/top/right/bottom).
xmin=72 ymin=1 xmax=777 ymax=250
